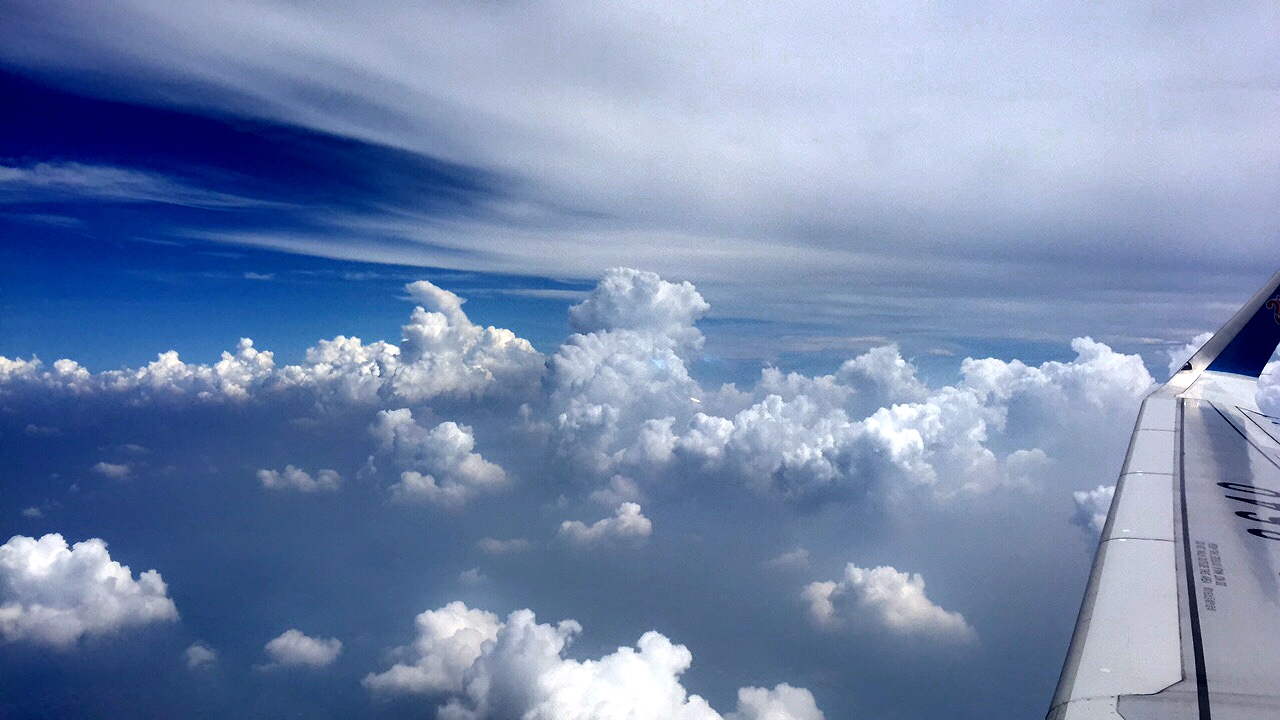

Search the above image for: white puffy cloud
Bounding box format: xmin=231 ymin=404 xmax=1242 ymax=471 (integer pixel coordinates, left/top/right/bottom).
xmin=262 ymin=629 xmax=343 ymax=669
xmin=386 ymin=280 xmax=544 ymax=403
xmin=92 ymin=461 xmax=132 ymax=480
xmin=1071 ymin=485 xmax=1116 ymax=534
xmin=1 ymin=270 xmax=1153 ymax=517
xmin=0 ymin=534 xmax=178 ymax=648
xmin=368 ymin=602 xmax=822 ymax=720
xmin=803 ymin=564 xmax=974 ymax=642
xmin=727 ymin=684 xmax=825 ymax=720
xmin=257 ymin=465 xmax=341 ymax=493
xmin=0 ymin=282 xmax=542 ymax=406
xmin=568 ymin=268 xmax=710 ymax=354
xmin=683 ymin=337 xmax=1146 ymax=500
xmin=370 ymin=410 xmax=508 ymax=508
xmin=559 ymin=503 xmax=652 ymax=546
xmin=1167 ymin=331 xmax=1214 ymax=378
xmin=363 ymin=601 xmax=502 ymax=695
xmin=538 ymin=268 xmax=714 ymax=476
xmin=1255 ymin=359 xmax=1280 ymax=416
xmin=184 ymin=641 xmax=218 ymax=669
xmin=536 ymin=274 xmax=1149 ymax=503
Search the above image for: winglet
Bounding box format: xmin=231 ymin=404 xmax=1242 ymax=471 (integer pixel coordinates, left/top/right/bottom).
xmin=1180 ymin=269 xmax=1280 ymax=379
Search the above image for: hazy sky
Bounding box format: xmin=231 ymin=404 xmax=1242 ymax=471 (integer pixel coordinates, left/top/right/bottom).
xmin=1 ymin=3 xmax=1277 ymax=719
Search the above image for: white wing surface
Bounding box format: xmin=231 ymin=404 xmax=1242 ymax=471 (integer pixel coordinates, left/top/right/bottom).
xmin=1048 ymin=269 xmax=1280 ymax=720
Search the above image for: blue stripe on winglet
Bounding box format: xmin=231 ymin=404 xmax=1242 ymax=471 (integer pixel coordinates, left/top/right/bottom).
xmin=1206 ymin=292 xmax=1280 ymax=377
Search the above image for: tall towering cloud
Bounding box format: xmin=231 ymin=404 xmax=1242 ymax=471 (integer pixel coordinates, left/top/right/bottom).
xmin=367 ymin=601 xmax=822 ymax=720
xmin=543 ymin=268 xmax=707 ymax=475
xmin=0 ymin=534 xmax=178 ymax=648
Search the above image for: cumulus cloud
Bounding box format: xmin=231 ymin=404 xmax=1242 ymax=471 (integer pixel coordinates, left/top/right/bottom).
xmin=256 ymin=465 xmax=341 ymax=493
xmin=370 ymin=410 xmax=508 ymax=508
xmin=262 ymin=629 xmax=343 ymax=669
xmin=1167 ymin=331 xmax=1214 ymax=378
xmin=1 ymin=269 xmax=1155 ymax=516
xmin=559 ymin=503 xmax=652 ymax=546
xmin=367 ymin=601 xmax=822 ymax=720
xmin=0 ymin=281 xmax=542 ymax=406
xmin=803 ymin=564 xmax=974 ymax=642
xmin=537 ymin=269 xmax=713 ymax=474
xmin=568 ymin=268 xmax=710 ymax=354
xmin=363 ymin=601 xmax=502 ymax=696
xmin=385 ymin=280 xmax=544 ymax=403
xmin=1255 ymin=357 xmax=1280 ymax=416
xmin=538 ymin=273 xmax=1149 ymax=503
xmin=1071 ymin=485 xmax=1116 ymax=534
xmin=21 ymin=508 xmax=43 ymax=519
xmin=0 ymin=534 xmax=178 ymax=648
xmin=92 ymin=461 xmax=132 ymax=480
xmin=1 ymin=269 xmax=1154 ymax=518
xmin=184 ymin=641 xmax=218 ymax=669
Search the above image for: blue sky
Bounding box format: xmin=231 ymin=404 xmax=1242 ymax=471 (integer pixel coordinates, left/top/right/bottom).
xmin=1 ymin=3 xmax=1277 ymax=720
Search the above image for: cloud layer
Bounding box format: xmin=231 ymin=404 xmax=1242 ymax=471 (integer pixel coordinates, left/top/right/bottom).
xmin=0 ymin=268 xmax=1167 ymax=718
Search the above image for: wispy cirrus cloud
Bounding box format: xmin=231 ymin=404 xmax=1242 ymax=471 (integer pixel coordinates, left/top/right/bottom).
xmin=1 ymin=1 xmax=1274 ymax=357
xmin=0 ymin=162 xmax=272 ymax=209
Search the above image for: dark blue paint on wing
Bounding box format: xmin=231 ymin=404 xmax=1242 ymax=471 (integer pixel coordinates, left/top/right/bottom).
xmin=1207 ymin=294 xmax=1280 ymax=377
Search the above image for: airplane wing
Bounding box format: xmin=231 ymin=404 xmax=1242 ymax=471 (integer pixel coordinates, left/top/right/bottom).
xmin=1048 ymin=269 xmax=1280 ymax=720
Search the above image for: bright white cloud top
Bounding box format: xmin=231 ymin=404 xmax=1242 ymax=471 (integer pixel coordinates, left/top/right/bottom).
xmin=367 ymin=601 xmax=823 ymax=720
xmin=0 ymin=534 xmax=178 ymax=648
xmin=371 ymin=411 xmax=509 ymax=508
xmin=803 ymin=565 xmax=975 ymax=642
xmin=262 ymin=629 xmax=343 ymax=669
xmin=559 ymin=502 xmax=653 ymax=546
xmin=257 ymin=465 xmax=341 ymax=493
xmin=1071 ymin=485 xmax=1117 ymax=534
